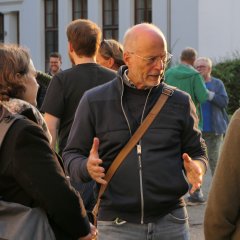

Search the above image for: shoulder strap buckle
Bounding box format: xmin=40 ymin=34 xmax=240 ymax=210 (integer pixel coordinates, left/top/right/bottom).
xmin=162 ymin=85 xmax=175 ymax=96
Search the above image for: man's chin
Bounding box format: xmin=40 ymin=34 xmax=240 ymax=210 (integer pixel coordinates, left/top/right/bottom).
xmin=148 ymin=76 xmax=161 ymax=86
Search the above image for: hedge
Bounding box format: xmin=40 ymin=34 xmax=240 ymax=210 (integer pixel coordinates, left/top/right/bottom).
xmin=212 ymin=58 xmax=240 ymax=115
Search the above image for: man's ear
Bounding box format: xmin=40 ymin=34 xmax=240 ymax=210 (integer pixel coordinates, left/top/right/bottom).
xmin=68 ymin=42 xmax=74 ymax=52
xmin=108 ymin=57 xmax=115 ymax=68
xmin=123 ymin=52 xmax=130 ymax=65
xmin=15 ymin=72 xmax=23 ymax=80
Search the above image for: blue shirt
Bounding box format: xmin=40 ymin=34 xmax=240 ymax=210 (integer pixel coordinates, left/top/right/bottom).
xmin=202 ymin=81 xmax=213 ymax=132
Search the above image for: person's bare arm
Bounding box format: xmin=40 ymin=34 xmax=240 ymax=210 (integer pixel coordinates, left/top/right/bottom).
xmin=44 ymin=113 xmax=60 ymax=150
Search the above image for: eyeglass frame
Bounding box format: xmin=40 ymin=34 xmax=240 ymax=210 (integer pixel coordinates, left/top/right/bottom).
xmin=195 ymin=65 xmax=208 ymax=69
xmin=128 ymin=52 xmax=172 ymax=66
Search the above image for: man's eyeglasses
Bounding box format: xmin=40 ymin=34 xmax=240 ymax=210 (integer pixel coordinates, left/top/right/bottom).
xmin=129 ymin=52 xmax=173 ymax=65
xmin=195 ymin=65 xmax=208 ymax=69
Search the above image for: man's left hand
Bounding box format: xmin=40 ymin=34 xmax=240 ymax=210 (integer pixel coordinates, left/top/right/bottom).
xmin=183 ymin=153 xmax=203 ymax=194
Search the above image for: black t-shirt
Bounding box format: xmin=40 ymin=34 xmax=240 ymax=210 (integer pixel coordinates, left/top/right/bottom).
xmin=41 ymin=63 xmax=116 ymax=156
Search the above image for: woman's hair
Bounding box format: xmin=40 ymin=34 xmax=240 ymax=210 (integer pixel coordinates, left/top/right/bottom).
xmin=0 ymin=44 xmax=30 ymax=101
xmin=99 ymin=39 xmax=125 ymax=68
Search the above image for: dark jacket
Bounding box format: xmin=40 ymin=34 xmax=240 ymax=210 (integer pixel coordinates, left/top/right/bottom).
xmin=63 ymin=66 xmax=208 ymax=224
xmin=36 ymin=71 xmax=52 ymax=110
xmin=0 ymin=107 xmax=90 ymax=240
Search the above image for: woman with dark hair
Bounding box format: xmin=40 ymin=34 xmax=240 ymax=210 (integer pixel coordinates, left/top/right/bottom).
xmin=0 ymin=43 xmax=96 ymax=240
xmin=97 ymin=39 xmax=125 ymax=70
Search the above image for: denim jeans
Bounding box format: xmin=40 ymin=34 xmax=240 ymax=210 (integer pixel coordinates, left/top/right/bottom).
xmin=97 ymin=207 xmax=189 ymax=240
xmin=203 ymin=133 xmax=223 ymax=175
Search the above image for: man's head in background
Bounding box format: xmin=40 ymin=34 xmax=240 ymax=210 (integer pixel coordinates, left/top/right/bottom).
xmin=48 ymin=52 xmax=62 ymax=76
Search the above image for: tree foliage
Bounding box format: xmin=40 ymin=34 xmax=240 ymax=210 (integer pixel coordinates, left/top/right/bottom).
xmin=212 ymin=59 xmax=240 ymax=115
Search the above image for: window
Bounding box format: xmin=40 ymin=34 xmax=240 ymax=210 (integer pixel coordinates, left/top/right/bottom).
xmin=135 ymin=0 xmax=152 ymax=24
xmin=102 ymin=0 xmax=118 ymax=40
xmin=72 ymin=0 xmax=88 ymax=19
xmin=0 ymin=13 xmax=4 ymax=43
xmin=44 ymin=0 xmax=58 ymax=70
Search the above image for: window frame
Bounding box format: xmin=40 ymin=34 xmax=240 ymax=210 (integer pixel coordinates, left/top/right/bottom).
xmin=72 ymin=0 xmax=88 ymax=20
xmin=0 ymin=13 xmax=4 ymax=43
xmin=134 ymin=0 xmax=152 ymax=24
xmin=102 ymin=0 xmax=119 ymax=40
xmin=44 ymin=0 xmax=59 ymax=71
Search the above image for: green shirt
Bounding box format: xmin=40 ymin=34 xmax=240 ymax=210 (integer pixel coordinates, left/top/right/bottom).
xmin=165 ymin=64 xmax=208 ymax=130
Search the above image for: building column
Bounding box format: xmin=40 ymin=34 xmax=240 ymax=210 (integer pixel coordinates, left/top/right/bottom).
xmin=152 ymin=0 xmax=168 ymax=36
xmin=88 ymin=0 xmax=102 ymax=28
xmin=4 ymin=12 xmax=18 ymax=44
xmin=20 ymin=0 xmax=45 ymax=71
xmin=119 ymin=0 xmax=134 ymax=43
xmin=58 ymin=0 xmax=72 ymax=69
xmin=152 ymin=0 xmax=171 ymax=52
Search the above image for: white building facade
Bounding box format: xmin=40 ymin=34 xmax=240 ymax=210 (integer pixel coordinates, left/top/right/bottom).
xmin=1 ymin=0 xmax=240 ymax=71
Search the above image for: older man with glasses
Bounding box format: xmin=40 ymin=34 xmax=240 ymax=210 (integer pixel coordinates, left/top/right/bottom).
xmin=63 ymin=23 xmax=208 ymax=240
xmin=194 ymin=57 xmax=229 ymax=176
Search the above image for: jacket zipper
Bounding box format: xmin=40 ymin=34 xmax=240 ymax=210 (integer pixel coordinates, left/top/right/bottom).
xmin=120 ymin=75 xmax=152 ymax=224
xmin=137 ymin=144 xmax=144 ymax=224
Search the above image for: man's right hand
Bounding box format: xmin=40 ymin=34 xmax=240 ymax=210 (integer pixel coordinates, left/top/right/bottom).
xmin=87 ymin=137 xmax=107 ymax=185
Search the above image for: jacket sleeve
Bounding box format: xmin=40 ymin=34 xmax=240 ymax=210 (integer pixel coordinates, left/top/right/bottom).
xmin=194 ymin=74 xmax=209 ymax=104
xmin=204 ymin=109 xmax=240 ymax=240
xmin=210 ymin=78 xmax=229 ymax=109
xmin=63 ymin=93 xmax=94 ymax=183
xmin=181 ymin=96 xmax=208 ymax=169
xmin=13 ymin=120 xmax=90 ymax=239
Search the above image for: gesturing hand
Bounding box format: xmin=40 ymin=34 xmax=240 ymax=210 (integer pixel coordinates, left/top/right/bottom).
xmin=183 ymin=153 xmax=203 ymax=194
xmin=87 ymin=137 xmax=107 ymax=185
xmin=79 ymin=223 xmax=97 ymax=240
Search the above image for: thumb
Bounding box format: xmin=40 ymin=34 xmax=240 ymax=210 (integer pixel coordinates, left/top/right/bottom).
xmin=90 ymin=137 xmax=99 ymax=157
xmin=182 ymin=153 xmax=191 ymax=163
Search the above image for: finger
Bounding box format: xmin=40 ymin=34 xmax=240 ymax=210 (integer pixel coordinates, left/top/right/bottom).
xmin=189 ymin=183 xmax=201 ymax=194
xmin=88 ymin=166 xmax=102 ymax=180
xmin=87 ymin=158 xmax=103 ymax=176
xmin=89 ymin=165 xmax=105 ymax=174
xmin=90 ymin=170 xmax=105 ymax=180
xmin=90 ymin=224 xmax=97 ymax=236
xmin=88 ymin=157 xmax=103 ymax=166
xmin=90 ymin=137 xmax=100 ymax=157
xmin=90 ymin=230 xmax=97 ymax=236
xmin=95 ymin=177 xmax=107 ymax=185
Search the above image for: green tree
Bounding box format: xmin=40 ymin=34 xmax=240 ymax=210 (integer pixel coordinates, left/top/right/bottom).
xmin=212 ymin=58 xmax=240 ymax=115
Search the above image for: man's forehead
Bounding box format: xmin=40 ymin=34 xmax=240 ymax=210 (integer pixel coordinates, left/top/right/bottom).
xmin=50 ymin=57 xmax=60 ymax=61
xmin=195 ymin=60 xmax=208 ymax=66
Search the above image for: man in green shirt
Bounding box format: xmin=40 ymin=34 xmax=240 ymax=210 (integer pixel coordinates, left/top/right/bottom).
xmin=165 ymin=47 xmax=214 ymax=205
xmin=165 ymin=47 xmax=214 ymax=130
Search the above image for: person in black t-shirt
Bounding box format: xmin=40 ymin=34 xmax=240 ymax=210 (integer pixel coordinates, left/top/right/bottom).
xmin=41 ymin=19 xmax=116 ymax=213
